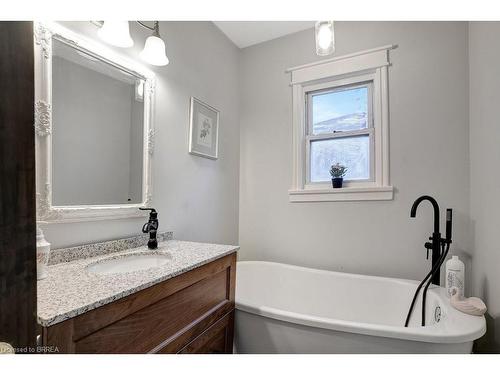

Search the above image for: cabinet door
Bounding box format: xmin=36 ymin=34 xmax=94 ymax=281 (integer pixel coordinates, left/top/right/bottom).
xmin=0 ymin=21 xmax=37 ymax=353
xmin=178 ymin=311 xmax=234 ymax=354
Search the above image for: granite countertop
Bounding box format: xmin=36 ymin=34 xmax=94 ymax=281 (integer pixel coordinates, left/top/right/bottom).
xmin=37 ymin=239 xmax=239 ymax=327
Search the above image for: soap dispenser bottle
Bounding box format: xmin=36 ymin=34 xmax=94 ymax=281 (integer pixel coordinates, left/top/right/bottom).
xmin=446 ymin=255 xmax=465 ymax=298
xmin=36 ymin=227 xmax=51 ymax=280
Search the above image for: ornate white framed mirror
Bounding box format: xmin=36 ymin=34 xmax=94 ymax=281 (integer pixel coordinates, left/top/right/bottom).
xmin=34 ymin=22 xmax=156 ymax=223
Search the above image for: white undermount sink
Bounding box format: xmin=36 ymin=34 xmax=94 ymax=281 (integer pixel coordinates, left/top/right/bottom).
xmin=86 ymin=253 xmax=171 ymax=275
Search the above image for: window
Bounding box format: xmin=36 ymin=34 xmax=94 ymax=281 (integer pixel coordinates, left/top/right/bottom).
xmin=307 ymin=82 xmax=373 ymax=184
xmin=287 ymin=45 xmax=394 ymax=202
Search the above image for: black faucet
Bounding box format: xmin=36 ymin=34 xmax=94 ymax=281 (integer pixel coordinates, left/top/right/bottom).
xmin=405 ymin=195 xmax=453 ymax=327
xmin=410 ymin=195 xmax=442 ymax=285
xmin=139 ymin=208 xmax=159 ymax=249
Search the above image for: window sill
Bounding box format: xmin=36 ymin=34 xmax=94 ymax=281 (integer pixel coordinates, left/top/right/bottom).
xmin=288 ymin=186 xmax=394 ymax=202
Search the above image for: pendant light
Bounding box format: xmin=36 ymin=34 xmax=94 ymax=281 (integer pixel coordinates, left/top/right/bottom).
xmin=97 ymin=21 xmax=134 ymax=48
xmin=139 ymin=21 xmax=169 ymax=66
xmin=315 ymin=21 xmax=335 ymax=56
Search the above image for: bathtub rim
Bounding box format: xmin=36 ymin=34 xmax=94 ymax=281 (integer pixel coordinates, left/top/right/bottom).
xmin=235 ymin=261 xmax=486 ymax=345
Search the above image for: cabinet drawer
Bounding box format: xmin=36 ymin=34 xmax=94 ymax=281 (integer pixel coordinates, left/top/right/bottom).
xmin=75 ymin=269 xmax=228 ymax=353
xmin=178 ymin=311 xmax=234 ymax=354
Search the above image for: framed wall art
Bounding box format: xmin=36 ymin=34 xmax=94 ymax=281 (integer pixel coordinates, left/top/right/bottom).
xmin=188 ymin=97 xmax=219 ymax=160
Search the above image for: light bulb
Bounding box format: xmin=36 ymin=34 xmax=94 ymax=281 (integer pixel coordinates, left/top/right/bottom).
xmin=315 ymin=21 xmax=335 ymax=56
xmin=317 ymin=25 xmax=332 ymax=49
xmin=97 ymin=21 xmax=133 ymax=48
xmin=139 ymin=35 xmax=169 ymax=66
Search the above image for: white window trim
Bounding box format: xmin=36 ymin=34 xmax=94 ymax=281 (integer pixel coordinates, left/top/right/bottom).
xmin=287 ymin=45 xmax=395 ymax=202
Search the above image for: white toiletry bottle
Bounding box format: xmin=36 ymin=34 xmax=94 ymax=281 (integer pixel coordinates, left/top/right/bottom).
xmin=446 ymin=255 xmax=465 ymax=298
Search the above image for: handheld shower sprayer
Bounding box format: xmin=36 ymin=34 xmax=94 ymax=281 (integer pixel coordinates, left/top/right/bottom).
xmin=446 ymin=208 xmax=453 ymax=244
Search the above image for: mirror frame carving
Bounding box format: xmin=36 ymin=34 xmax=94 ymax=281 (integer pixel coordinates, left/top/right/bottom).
xmin=34 ymin=22 xmax=156 ymax=223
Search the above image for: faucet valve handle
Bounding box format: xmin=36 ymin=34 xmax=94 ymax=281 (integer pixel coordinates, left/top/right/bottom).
xmin=424 ymin=242 xmax=433 ymax=259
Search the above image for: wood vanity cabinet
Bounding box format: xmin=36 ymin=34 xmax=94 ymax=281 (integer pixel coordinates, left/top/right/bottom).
xmin=41 ymin=253 xmax=237 ymax=354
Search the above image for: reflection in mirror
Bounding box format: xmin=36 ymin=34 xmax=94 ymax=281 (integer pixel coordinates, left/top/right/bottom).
xmin=51 ymin=38 xmax=145 ymax=206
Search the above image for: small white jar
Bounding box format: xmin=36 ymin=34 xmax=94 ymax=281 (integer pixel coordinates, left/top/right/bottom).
xmin=36 ymin=227 xmax=51 ymax=280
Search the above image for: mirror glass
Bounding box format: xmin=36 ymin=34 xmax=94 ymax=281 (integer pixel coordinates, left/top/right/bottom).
xmin=51 ymin=38 xmax=145 ymax=206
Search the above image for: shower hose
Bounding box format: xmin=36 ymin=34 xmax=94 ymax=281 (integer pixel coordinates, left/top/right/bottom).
xmin=404 ymin=240 xmax=451 ymax=327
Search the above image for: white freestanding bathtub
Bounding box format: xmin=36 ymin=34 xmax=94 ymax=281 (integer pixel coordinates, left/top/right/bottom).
xmin=234 ymin=261 xmax=486 ymax=354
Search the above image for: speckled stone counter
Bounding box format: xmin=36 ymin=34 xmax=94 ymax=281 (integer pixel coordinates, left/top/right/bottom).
xmin=37 ymin=239 xmax=239 ymax=327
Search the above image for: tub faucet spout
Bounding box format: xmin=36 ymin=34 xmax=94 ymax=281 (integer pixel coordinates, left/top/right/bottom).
xmin=410 ymin=195 xmax=442 ymax=285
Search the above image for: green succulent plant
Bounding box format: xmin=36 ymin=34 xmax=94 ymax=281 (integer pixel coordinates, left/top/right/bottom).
xmin=330 ymin=163 xmax=347 ymax=178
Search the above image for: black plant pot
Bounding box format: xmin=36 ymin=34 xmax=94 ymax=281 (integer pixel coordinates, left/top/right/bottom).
xmin=332 ymin=177 xmax=343 ymax=188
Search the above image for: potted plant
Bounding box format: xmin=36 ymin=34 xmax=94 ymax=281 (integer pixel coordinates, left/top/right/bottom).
xmin=330 ymin=163 xmax=347 ymax=188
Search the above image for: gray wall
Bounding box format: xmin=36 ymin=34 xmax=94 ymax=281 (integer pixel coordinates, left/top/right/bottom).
xmin=469 ymin=22 xmax=500 ymax=353
xmin=238 ymin=22 xmax=471 ymax=282
xmin=44 ymin=21 xmax=240 ymax=248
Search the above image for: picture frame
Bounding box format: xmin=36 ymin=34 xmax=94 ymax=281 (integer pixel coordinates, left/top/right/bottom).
xmin=188 ymin=97 xmax=220 ymax=160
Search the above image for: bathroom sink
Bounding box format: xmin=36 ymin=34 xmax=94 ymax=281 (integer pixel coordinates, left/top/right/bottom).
xmin=86 ymin=253 xmax=171 ymax=275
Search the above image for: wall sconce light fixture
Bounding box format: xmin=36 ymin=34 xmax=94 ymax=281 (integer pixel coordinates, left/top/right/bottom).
xmin=137 ymin=21 xmax=169 ymax=66
xmin=97 ymin=21 xmax=134 ymax=48
xmin=94 ymin=21 xmax=169 ymax=66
